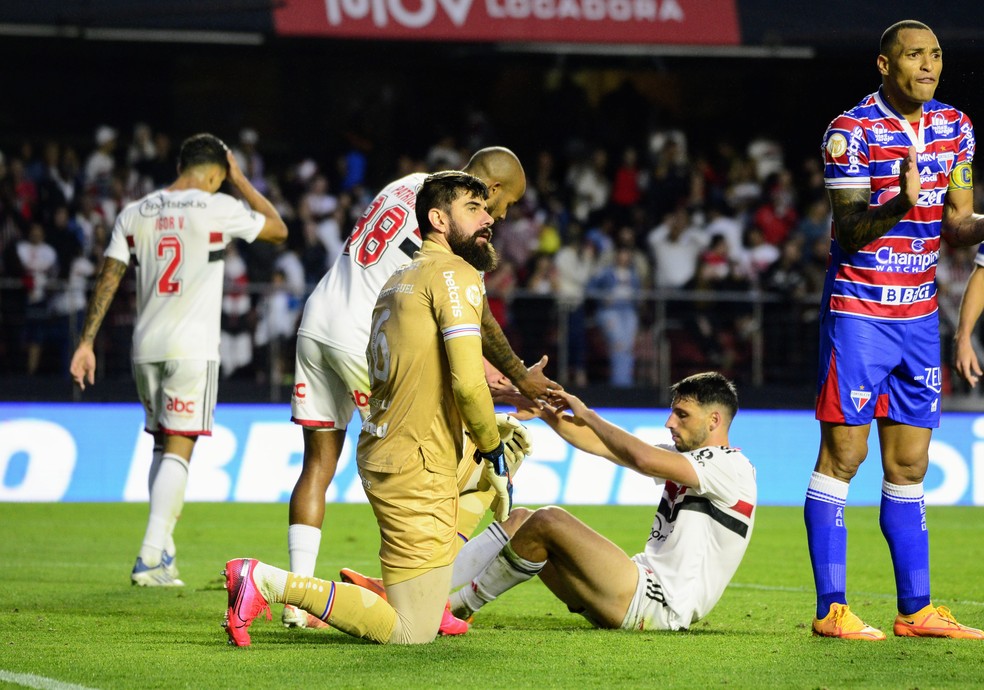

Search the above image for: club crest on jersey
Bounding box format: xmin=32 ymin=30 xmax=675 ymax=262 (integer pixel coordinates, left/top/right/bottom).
xmin=850 ymin=388 xmax=871 ymax=412
xmin=466 ymin=284 xmax=482 ymax=307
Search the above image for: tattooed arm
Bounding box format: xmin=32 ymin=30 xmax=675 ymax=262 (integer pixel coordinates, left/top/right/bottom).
xmin=69 ymin=257 xmax=128 ymax=390
xmin=480 ymin=298 xmax=561 ymax=401
xmin=830 ymin=147 xmax=919 ymax=253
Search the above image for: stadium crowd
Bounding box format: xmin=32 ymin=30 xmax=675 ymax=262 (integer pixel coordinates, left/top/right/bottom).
xmin=1 ymin=117 xmax=980 ymax=391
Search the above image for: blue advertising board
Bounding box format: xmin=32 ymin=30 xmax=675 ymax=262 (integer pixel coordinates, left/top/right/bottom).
xmin=2 ymin=403 xmax=983 ymax=505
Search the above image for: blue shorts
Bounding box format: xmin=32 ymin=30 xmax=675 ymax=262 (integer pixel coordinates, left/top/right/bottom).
xmin=815 ymin=313 xmax=941 ymax=428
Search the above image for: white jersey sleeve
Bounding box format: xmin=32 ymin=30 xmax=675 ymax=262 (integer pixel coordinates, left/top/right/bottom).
xmin=639 ymin=445 xmax=756 ymax=628
xmin=297 ymin=172 xmax=428 ymax=355
xmin=116 ymin=188 xmax=265 ymax=362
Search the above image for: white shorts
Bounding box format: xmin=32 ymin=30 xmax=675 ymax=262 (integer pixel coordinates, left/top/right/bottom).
xmin=619 ymin=555 xmax=676 ymax=631
xmin=133 ymin=359 xmax=218 ymax=436
xmin=290 ymin=334 xmax=371 ymax=429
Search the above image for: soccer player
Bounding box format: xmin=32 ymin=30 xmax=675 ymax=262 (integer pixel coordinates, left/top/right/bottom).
xmin=448 ymin=373 xmax=756 ymax=632
xmin=224 ymin=171 xmax=517 ymax=645
xmin=69 ymin=133 xmax=288 ymax=586
xmin=283 ymin=147 xmax=557 ymax=627
xmin=806 ymin=20 xmax=984 ymax=640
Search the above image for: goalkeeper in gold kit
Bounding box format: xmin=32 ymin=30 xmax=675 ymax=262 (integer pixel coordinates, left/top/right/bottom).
xmin=223 ymin=171 xmax=531 ymax=645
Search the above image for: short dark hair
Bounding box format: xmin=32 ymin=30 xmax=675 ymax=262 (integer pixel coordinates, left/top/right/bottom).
xmin=671 ymin=371 xmax=739 ymax=419
xmin=415 ymin=171 xmax=489 ymax=234
xmin=880 ymin=20 xmax=932 ymax=55
xmin=177 ymin=133 xmax=229 ymax=174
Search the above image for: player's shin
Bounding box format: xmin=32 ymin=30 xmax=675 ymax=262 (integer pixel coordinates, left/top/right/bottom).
xmin=449 ymin=542 xmax=545 ymax=619
xmin=283 ymin=574 xmax=397 ymax=643
xmin=452 ymin=521 xmax=510 ymax=588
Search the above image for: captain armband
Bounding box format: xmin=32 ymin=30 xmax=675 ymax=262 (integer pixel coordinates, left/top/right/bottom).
xmin=949 ymin=161 xmax=973 ymax=191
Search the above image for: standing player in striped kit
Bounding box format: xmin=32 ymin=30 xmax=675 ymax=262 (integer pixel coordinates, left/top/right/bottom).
xmin=806 ymin=20 xmax=984 ymax=640
xmin=70 ymin=133 xmax=287 ymax=586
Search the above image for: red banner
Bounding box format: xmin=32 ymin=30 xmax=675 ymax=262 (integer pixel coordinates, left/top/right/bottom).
xmin=273 ymin=0 xmax=740 ymax=44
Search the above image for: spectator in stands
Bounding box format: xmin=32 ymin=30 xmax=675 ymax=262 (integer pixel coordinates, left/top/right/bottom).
xmin=794 ymin=194 xmax=832 ymax=246
xmin=610 ymin=146 xmax=643 ymax=225
xmin=567 ymin=147 xmax=610 ymax=226
xmin=220 ymin=241 xmax=254 ymax=379
xmin=589 ymin=245 xmax=642 ymax=387
xmin=648 ymin=133 xmax=692 ymax=222
xmin=233 ymin=128 xmax=268 ymax=194
xmin=752 ymin=170 xmax=799 ymax=246
xmin=18 ymin=222 xmax=58 ymax=375
xmin=740 ymin=225 xmax=780 ymax=286
xmin=647 ymin=206 xmax=708 ymax=290
xmin=127 ymin=122 xmax=159 ymax=196
xmin=554 ymin=223 xmax=597 ymax=386
xmin=85 ymin=125 xmax=117 ymax=199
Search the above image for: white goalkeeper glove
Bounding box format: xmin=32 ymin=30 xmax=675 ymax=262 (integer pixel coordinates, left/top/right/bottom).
xmin=475 ymin=441 xmax=513 ymax=522
xmin=495 ymin=413 xmax=532 ymax=471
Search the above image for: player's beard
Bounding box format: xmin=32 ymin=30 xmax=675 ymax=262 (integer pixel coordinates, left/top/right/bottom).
xmin=447 ymin=219 xmax=498 ymax=272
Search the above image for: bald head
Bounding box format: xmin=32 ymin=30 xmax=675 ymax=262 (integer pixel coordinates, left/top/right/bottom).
xmin=461 ymin=146 xmax=527 ymax=221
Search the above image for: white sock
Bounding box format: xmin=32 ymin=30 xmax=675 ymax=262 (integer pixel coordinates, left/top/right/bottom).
xmin=254 ymin=561 xmax=289 ymax=603
xmin=288 ymin=524 xmax=322 ymax=577
xmin=139 ymin=454 xmax=189 ymax=566
xmin=450 ymin=543 xmax=545 ymax=617
xmin=452 ymin=522 xmax=510 ymax=589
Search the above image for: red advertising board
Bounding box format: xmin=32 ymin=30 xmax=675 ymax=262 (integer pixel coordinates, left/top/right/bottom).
xmin=273 ymin=0 xmax=740 ymax=44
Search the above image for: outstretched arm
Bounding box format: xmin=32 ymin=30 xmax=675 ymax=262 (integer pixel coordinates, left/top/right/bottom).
xmin=480 ymin=298 xmax=560 ymax=400
xmin=546 ymin=391 xmax=699 ymax=488
xmin=70 ymin=257 xmax=128 ymax=390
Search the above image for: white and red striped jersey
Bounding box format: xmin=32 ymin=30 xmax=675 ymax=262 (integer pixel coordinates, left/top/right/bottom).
xmin=639 ymin=444 xmax=756 ymax=628
xmin=104 ymin=188 xmax=265 ymax=362
xmin=297 ymin=172 xmax=427 ymax=355
xmin=820 ymin=87 xmax=975 ymax=321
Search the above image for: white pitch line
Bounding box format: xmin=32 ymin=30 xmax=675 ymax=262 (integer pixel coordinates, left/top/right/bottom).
xmin=0 ymin=670 xmax=98 ymax=690
xmin=729 ymin=582 xmax=984 ymax=607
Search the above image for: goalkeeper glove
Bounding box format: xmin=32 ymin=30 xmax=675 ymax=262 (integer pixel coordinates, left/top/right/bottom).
xmin=475 ymin=441 xmax=512 ymax=521
xmin=495 ymin=413 xmax=532 ymax=468
xmin=475 ymin=441 xmax=508 ymax=477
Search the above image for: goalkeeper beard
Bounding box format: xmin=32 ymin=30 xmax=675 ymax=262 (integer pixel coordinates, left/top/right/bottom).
xmin=447 ymin=218 xmax=498 ymax=272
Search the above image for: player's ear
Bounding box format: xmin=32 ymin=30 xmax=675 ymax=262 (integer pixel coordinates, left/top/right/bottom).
xmin=876 ymin=53 xmax=889 ymax=76
xmin=427 ymin=207 xmax=447 ymax=235
xmin=708 ymin=409 xmax=722 ymax=432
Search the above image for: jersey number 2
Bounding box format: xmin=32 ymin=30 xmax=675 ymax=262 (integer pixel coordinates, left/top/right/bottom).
xmin=346 ymin=196 xmax=409 ymax=268
xmin=156 ymin=235 xmax=183 ymax=295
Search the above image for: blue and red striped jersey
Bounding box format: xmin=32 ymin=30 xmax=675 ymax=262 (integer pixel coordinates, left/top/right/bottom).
xmin=821 ymin=87 xmax=975 ymax=321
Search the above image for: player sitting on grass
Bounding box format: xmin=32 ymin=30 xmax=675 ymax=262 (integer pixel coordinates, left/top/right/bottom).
xmin=449 ymin=372 xmax=757 ymax=632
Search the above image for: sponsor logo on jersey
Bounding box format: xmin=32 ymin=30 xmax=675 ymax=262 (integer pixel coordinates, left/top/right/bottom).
xmin=827 ymin=133 xmax=848 ymax=158
xmin=873 ymin=245 xmax=939 ymax=273
xmin=931 ymin=112 xmax=954 ymax=136
xmin=850 ymin=387 xmax=871 ymax=412
xmin=138 ymin=197 xmax=206 ymax=217
xmin=879 ymin=284 xmax=932 ymax=304
xmin=443 ymin=270 xmax=463 ymax=317
xmin=872 ymin=122 xmax=893 ymax=144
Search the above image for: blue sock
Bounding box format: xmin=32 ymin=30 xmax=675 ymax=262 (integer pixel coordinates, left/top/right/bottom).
xmin=804 ymin=471 xmax=849 ymax=619
xmin=879 ymin=481 xmax=930 ymax=615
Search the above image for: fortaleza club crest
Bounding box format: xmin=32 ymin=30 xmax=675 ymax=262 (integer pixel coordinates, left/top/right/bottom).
xmin=850 ymin=387 xmax=871 ymax=412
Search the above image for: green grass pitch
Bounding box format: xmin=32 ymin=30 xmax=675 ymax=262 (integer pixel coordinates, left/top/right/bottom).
xmin=1 ymin=503 xmax=983 ymax=689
